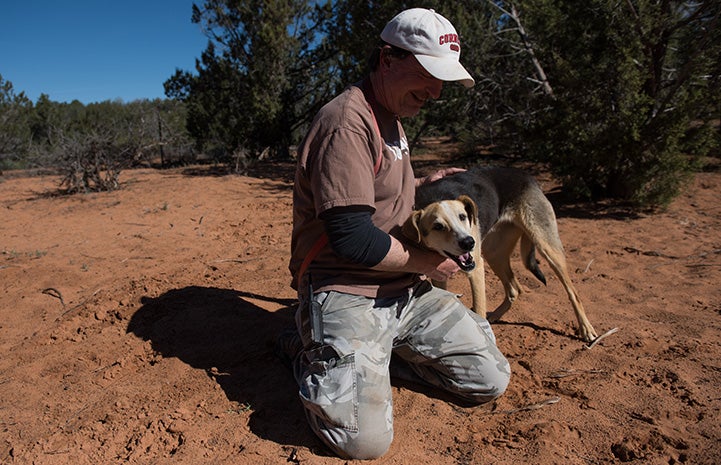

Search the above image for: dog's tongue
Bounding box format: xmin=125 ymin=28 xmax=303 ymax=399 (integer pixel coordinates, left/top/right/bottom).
xmin=445 ymin=250 xmax=475 ymax=271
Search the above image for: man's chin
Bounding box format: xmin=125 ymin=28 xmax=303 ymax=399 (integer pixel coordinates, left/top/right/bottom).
xmin=399 ymin=106 xmax=423 ymax=118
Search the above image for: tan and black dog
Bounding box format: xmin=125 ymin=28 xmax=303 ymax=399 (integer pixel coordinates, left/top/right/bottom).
xmin=403 ymin=166 xmax=598 ymax=342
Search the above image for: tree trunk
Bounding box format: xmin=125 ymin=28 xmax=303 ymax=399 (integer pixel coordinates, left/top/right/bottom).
xmin=509 ymin=4 xmax=555 ymax=98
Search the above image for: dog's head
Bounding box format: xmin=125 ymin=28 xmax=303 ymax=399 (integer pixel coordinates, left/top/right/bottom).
xmin=402 ymin=195 xmax=478 ymax=272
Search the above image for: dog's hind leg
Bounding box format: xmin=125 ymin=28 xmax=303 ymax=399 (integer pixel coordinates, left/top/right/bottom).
xmin=519 ymin=194 xmax=598 ymax=342
xmin=481 ymin=221 xmax=523 ymax=322
xmin=520 ymin=235 xmax=546 ymax=285
xmin=533 ymin=235 xmax=598 ymax=343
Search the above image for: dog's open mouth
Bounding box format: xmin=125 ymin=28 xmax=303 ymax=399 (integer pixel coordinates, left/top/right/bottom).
xmin=446 ymin=251 xmax=476 ymax=272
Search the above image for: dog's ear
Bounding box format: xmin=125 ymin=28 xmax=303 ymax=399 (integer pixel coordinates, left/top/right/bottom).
xmin=457 ymin=195 xmax=478 ymax=226
xmin=402 ymin=210 xmax=423 ymax=244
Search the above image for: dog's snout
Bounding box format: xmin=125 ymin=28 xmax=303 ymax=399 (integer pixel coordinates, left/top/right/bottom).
xmin=459 ymin=236 xmax=475 ymax=251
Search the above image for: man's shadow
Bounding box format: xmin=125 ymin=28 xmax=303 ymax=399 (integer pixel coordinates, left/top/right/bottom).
xmin=126 ymin=286 xmax=322 ymax=450
xmin=125 ymin=286 xmax=516 ymax=453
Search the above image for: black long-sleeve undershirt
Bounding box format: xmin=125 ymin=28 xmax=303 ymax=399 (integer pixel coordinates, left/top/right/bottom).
xmin=319 ymin=208 xmax=391 ymax=267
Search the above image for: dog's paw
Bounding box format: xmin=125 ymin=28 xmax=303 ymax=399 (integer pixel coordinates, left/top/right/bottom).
xmin=579 ymin=324 xmax=599 ymax=343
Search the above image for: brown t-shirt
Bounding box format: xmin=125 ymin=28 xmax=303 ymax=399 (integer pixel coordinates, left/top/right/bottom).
xmin=289 ymin=82 xmax=419 ymax=297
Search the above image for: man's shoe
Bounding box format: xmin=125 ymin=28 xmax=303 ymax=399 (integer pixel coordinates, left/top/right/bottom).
xmin=274 ymin=327 xmax=303 ymax=372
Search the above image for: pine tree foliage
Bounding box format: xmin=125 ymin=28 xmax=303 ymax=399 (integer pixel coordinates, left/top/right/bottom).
xmin=165 ymin=0 xmax=337 ymax=161
xmin=508 ymin=0 xmax=720 ymax=206
xmin=0 ymin=75 xmax=33 ymax=169
xmin=1 ymin=2 xmax=719 ymax=206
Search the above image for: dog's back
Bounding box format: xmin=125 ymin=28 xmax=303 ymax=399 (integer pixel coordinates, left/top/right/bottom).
xmin=415 ymin=166 xmax=541 ymax=236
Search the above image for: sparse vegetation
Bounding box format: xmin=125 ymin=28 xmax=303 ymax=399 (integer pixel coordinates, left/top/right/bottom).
xmin=1 ymin=1 xmax=719 ymax=208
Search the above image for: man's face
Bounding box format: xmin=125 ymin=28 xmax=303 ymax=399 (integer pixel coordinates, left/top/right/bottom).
xmin=382 ymin=53 xmax=443 ymax=117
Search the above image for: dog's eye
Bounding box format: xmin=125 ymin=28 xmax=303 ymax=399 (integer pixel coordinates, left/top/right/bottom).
xmin=459 ymin=213 xmax=467 ymax=222
xmin=432 ymin=222 xmax=445 ymax=231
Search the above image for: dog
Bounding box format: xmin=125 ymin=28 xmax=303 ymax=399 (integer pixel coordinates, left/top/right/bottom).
xmin=403 ymin=166 xmax=598 ymax=343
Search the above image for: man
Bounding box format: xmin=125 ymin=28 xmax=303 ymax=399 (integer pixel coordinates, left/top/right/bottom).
xmin=282 ymin=8 xmax=510 ymax=460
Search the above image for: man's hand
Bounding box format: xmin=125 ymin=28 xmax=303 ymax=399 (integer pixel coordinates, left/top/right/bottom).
xmin=424 ymin=256 xmax=461 ymax=282
xmin=416 ymin=167 xmax=465 ymax=187
xmin=372 ymin=235 xmax=461 ymax=280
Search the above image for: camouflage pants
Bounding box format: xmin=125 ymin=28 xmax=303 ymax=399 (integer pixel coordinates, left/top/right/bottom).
xmin=291 ymin=280 xmax=510 ymax=460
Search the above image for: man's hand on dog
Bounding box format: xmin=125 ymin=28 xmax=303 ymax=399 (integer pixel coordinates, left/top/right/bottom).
xmin=423 ymin=253 xmax=461 ymax=282
xmin=416 ymin=167 xmax=465 ymax=187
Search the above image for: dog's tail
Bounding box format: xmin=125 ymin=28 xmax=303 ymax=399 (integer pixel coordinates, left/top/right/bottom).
xmin=521 ymin=235 xmax=547 ymax=285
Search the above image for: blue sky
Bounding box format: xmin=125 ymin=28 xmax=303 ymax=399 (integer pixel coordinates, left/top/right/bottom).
xmin=0 ymin=1 xmax=208 ymax=104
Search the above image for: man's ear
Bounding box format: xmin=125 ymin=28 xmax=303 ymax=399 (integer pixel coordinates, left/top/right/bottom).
xmin=458 ymin=195 xmax=478 ymax=226
xmin=379 ymin=46 xmax=393 ymax=71
xmin=402 ymin=210 xmax=423 ymax=243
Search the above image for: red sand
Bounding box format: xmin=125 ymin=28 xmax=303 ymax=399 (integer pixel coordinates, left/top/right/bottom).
xmin=1 ymin=155 xmax=719 ymax=464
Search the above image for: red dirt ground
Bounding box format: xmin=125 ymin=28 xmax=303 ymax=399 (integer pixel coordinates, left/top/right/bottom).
xmin=1 ymin=150 xmax=720 ymax=464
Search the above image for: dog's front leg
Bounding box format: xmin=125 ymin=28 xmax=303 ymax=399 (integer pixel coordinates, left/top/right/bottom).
xmin=468 ymin=228 xmax=487 ymax=318
xmin=467 ymin=259 xmax=487 ymax=318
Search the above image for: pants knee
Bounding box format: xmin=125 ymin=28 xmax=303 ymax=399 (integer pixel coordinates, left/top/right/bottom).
xmin=484 ymin=375 xmax=511 ymax=403
xmin=447 ymin=358 xmax=511 ymax=406
xmin=335 ymin=428 xmax=393 ymax=460
xmin=307 ymin=413 xmax=392 ymax=460
xmin=464 ymin=367 xmax=511 ymax=405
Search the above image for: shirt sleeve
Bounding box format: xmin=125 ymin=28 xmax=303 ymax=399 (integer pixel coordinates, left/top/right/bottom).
xmin=320 ymin=208 xmax=391 ymax=267
xmin=310 ymin=126 xmax=379 ymax=216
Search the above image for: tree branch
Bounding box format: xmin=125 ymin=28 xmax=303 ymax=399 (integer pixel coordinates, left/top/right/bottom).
xmin=487 ymin=1 xmax=555 ymax=98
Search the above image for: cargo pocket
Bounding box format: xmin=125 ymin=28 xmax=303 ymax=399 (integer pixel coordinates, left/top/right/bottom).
xmin=299 ymin=344 xmax=358 ymax=432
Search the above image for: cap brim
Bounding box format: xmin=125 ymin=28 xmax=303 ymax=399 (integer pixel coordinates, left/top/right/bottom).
xmin=415 ymin=54 xmax=475 ymax=88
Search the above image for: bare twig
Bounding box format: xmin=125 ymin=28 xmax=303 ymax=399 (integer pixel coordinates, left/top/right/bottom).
xmin=642 ymin=248 xmax=721 ymax=270
xmin=56 ymin=288 xmax=103 ymax=319
xmin=120 ymin=256 xmax=153 ymax=263
xmin=212 ymin=257 xmax=263 ymax=264
xmin=42 ymin=287 xmax=65 ymax=307
xmin=623 ymin=246 xmax=680 ymax=259
xmin=548 ymin=368 xmax=607 ymax=379
xmin=686 ymin=263 xmax=721 ymax=268
xmin=495 ymin=396 xmax=561 ymax=414
xmin=585 ymin=327 xmax=620 ymax=350
xmin=582 ymin=259 xmax=594 ymax=273
xmin=93 ymin=361 xmax=121 ymax=373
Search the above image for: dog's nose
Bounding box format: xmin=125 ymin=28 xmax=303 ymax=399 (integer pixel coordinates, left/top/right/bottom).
xmin=459 ymin=236 xmax=475 ymax=251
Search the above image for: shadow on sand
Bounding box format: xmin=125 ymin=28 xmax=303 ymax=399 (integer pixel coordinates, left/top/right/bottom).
xmin=126 ymin=286 xmax=327 ymax=452
xmin=125 ymin=286 xmax=539 ymax=454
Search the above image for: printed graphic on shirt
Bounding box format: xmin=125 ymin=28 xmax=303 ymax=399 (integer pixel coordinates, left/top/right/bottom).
xmin=386 ymin=136 xmax=410 ymax=161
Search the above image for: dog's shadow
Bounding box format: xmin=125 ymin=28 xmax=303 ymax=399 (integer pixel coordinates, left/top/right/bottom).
xmin=126 ymin=286 xmax=323 ymax=450
xmin=492 ymin=319 xmax=572 ymax=339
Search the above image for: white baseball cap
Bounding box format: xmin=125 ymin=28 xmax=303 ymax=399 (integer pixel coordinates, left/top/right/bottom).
xmin=380 ymin=8 xmax=475 ymax=88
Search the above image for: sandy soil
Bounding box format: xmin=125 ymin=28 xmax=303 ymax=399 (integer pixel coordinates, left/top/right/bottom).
xmin=1 ymin=149 xmax=720 ymax=465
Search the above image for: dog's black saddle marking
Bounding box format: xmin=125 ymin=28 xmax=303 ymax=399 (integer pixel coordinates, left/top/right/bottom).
xmin=415 ymin=166 xmax=540 ymax=237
